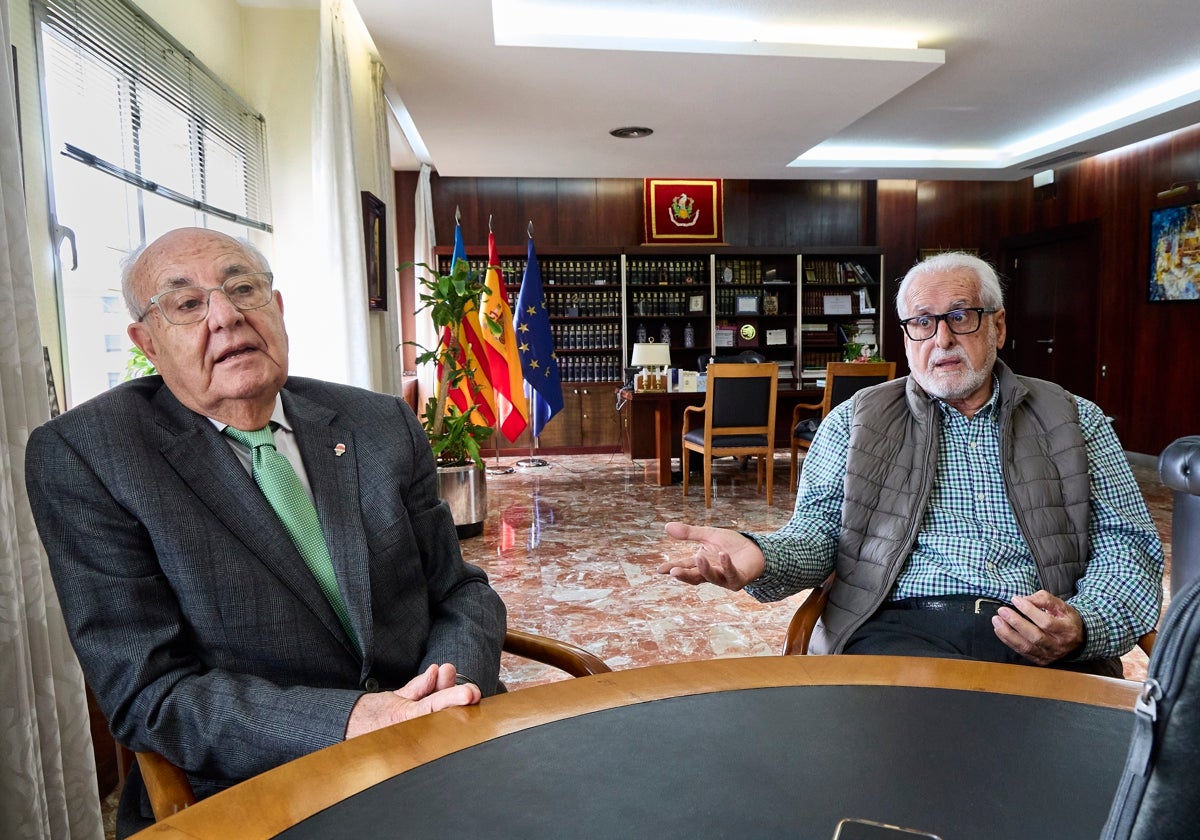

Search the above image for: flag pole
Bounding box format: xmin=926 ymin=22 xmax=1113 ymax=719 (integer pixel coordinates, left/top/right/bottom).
xmin=515 ymin=385 xmax=549 ymax=469
xmin=513 ymin=221 xmax=556 ymax=471
xmin=486 ymin=415 xmax=514 ymax=475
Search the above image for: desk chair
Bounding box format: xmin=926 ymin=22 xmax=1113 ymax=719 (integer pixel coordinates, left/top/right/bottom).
xmin=782 ymin=572 xmax=1158 ymax=659
xmin=681 ymin=362 xmax=779 ymax=508
xmin=789 ymin=361 xmax=896 ymax=493
xmin=120 ymin=629 xmax=612 ymax=822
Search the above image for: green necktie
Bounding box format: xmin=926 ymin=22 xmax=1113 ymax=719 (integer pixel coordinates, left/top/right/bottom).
xmin=223 ymin=425 xmax=359 ymax=651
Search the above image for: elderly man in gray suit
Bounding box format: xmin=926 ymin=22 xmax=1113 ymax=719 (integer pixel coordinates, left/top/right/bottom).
xmin=26 ymin=227 xmax=506 ymax=837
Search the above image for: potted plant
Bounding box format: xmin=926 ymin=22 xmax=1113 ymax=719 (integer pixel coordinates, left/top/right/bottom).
xmin=408 ymin=257 xmax=498 ymax=538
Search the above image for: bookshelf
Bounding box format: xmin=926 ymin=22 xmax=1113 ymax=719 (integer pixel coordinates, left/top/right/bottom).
xmin=430 ymin=244 xmax=884 ymax=451
xmin=797 ymin=249 xmax=885 ymax=387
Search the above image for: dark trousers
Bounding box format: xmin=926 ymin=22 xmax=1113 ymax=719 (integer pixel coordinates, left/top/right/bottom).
xmin=844 ymin=599 xmax=1124 ymax=678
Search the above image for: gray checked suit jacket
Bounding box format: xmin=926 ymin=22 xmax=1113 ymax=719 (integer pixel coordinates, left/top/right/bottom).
xmin=25 ymin=375 xmax=506 ymax=806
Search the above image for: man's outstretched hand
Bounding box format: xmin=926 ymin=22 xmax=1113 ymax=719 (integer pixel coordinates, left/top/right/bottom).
xmin=657 ymin=522 xmax=765 ymax=591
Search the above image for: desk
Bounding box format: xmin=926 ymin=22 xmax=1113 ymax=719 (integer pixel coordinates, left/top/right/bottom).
xmin=622 ymin=383 xmax=817 ymax=485
xmin=135 ymin=656 xmax=1137 ymax=840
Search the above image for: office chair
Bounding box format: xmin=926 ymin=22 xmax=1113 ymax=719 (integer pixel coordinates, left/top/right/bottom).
xmin=681 ymin=362 xmax=779 ymax=508
xmin=782 ymin=572 xmax=1157 ymax=659
xmin=119 ymin=629 xmax=612 ymax=822
xmin=789 ymin=361 xmax=896 ymax=493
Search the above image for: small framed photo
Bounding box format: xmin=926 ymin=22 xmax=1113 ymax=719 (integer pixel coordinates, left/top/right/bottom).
xmin=735 ymin=294 xmax=759 ymax=315
xmin=763 ymin=293 xmax=779 ymax=315
xmin=361 ymin=191 xmax=387 ymax=311
xmin=688 ymin=293 xmax=706 ymax=312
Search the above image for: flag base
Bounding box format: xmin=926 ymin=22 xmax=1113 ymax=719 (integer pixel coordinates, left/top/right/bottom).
xmin=515 ymin=458 xmax=549 ymax=470
xmin=486 ymin=464 xmax=515 ymax=475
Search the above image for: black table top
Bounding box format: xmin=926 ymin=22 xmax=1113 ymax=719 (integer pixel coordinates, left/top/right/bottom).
xmin=279 ymin=683 xmax=1131 ymax=840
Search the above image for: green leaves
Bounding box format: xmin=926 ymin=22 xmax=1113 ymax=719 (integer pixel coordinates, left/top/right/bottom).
xmin=403 ymin=259 xmax=498 ymax=469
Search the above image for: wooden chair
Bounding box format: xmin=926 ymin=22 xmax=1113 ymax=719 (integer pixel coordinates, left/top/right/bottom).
xmin=782 ymin=572 xmax=1158 ymax=659
xmin=789 ymin=361 xmax=896 ymax=493
xmin=681 ymin=362 xmax=779 ymax=508
xmin=119 ymin=628 xmax=612 ymax=822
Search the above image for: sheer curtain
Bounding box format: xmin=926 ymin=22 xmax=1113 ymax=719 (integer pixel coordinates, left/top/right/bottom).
xmin=0 ymin=1 xmax=103 ymax=837
xmin=311 ymin=0 xmax=371 ymax=388
xmin=371 ymin=60 xmax=402 ymax=397
xmin=414 ymin=162 xmax=437 ymax=402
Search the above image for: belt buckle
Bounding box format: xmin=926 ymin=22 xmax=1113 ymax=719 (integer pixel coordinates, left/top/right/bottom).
xmin=973 ymin=597 xmax=992 ymax=615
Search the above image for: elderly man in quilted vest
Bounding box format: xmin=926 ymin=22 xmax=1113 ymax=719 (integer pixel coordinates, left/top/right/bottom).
xmin=660 ymin=251 xmax=1163 ymax=677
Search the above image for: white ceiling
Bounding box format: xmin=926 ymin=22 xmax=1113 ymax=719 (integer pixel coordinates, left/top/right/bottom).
xmin=355 ymin=0 xmax=1200 ymax=181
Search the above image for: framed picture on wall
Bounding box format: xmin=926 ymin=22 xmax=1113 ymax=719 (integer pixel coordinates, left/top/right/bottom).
xmin=1149 ymin=201 xmax=1200 ymax=301
xmin=362 ymin=191 xmax=387 ymax=311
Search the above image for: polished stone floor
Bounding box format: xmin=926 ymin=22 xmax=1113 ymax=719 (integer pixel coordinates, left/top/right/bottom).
xmin=469 ymin=452 xmax=1173 ymax=689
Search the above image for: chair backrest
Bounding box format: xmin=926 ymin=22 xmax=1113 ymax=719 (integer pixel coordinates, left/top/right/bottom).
xmin=818 ymin=361 xmax=897 ymax=418
xmin=704 ymin=363 xmax=779 ymax=434
xmin=697 ymin=350 xmax=766 ymax=370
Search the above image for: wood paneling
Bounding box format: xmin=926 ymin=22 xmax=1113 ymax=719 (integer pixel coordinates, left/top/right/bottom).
xmin=403 ymin=127 xmax=1200 ymax=455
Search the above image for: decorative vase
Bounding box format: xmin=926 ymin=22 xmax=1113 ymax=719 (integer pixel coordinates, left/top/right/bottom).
xmin=437 ymin=464 xmax=487 ymax=539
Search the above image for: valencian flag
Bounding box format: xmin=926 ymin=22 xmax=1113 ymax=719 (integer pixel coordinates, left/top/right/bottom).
xmin=514 ymin=235 xmax=563 ymax=437
xmin=480 ymin=231 xmax=529 ymax=441
xmin=439 ymin=223 xmax=495 ymax=425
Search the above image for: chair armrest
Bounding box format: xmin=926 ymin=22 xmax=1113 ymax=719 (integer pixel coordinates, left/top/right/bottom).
xmin=782 ymin=572 xmax=835 ymax=655
xmin=681 ymin=405 xmax=705 ymax=436
xmin=503 ymin=629 xmax=612 ymax=677
xmin=790 ymin=401 xmax=823 ymax=424
xmin=136 ymin=750 xmax=197 ymax=820
xmin=1137 ymin=630 xmax=1157 ymax=656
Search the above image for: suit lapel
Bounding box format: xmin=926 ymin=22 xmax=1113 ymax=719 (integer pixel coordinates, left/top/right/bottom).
xmin=281 ymin=389 xmax=374 ymax=662
xmin=152 ymin=387 xmax=361 ymax=657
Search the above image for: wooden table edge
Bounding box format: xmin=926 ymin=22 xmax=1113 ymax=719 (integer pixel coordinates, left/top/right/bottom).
xmin=134 ymin=655 xmax=1139 ymax=839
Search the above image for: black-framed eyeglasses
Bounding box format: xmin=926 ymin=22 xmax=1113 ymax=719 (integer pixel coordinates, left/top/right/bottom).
xmin=898 ymin=307 xmax=997 ymax=341
xmin=140 ymin=272 xmax=275 ymax=325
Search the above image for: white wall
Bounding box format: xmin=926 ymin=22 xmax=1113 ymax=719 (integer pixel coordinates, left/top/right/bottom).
xmin=10 ymin=0 xmax=401 ymax=396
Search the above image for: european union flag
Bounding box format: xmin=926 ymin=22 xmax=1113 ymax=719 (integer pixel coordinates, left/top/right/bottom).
xmin=514 ymin=236 xmax=563 ymax=438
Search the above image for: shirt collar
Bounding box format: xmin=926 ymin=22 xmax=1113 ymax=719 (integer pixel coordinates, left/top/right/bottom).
xmin=934 ymin=373 xmax=1001 ymax=420
xmin=209 ymin=394 xmax=289 ymax=433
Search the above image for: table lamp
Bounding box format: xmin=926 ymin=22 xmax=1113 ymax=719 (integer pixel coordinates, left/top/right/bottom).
xmin=630 ymin=341 xmax=671 ymax=393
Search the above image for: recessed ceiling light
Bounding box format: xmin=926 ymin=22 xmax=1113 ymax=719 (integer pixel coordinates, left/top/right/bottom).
xmin=610 ymin=126 xmax=653 ymax=139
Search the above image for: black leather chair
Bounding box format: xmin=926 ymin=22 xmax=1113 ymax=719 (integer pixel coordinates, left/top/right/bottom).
xmin=789 ymin=361 xmax=896 ymax=492
xmin=682 ymin=362 xmax=779 ymax=507
xmin=696 ymin=350 xmax=766 ymax=370
xmin=1158 ymin=436 xmax=1200 ymax=598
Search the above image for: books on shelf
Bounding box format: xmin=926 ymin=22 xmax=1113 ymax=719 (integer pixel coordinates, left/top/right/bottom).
xmin=802 ymin=260 xmax=876 ymax=285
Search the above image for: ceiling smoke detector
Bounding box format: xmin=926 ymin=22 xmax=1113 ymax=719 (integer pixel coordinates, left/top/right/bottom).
xmin=610 ymin=126 xmax=654 ymax=139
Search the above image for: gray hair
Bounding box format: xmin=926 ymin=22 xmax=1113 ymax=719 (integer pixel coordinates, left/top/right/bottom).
xmin=120 ymin=234 xmax=272 ymax=320
xmin=895 ymin=252 xmax=1005 ymax=317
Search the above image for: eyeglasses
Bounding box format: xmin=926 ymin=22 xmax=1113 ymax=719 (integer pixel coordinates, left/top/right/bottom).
xmin=140 ymin=272 xmax=275 ymax=325
xmin=899 ymin=308 xmax=997 ymax=341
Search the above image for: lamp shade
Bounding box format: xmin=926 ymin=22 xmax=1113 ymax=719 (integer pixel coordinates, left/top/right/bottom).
xmin=630 ymin=341 xmax=671 ymax=368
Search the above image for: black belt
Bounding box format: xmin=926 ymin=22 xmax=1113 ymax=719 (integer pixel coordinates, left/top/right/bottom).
xmin=883 ymin=595 xmax=1012 ymax=615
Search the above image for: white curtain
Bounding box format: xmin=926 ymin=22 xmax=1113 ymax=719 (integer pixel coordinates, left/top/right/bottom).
xmin=414 ymin=163 xmax=437 ymax=404
xmin=0 ymin=1 xmax=103 ymax=837
xmin=370 ymin=60 xmax=402 ymax=397
xmin=312 ymin=0 xmax=371 ymax=388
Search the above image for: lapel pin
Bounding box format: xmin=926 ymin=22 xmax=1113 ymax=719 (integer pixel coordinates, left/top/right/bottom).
xmin=334 ymin=443 xmax=346 ymax=457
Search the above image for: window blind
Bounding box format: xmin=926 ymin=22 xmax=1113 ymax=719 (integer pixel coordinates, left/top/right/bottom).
xmin=36 ymin=0 xmax=272 ymax=231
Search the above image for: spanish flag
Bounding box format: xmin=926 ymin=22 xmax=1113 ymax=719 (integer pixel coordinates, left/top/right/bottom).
xmin=480 ymin=231 xmax=529 ymax=441
xmin=439 ymin=222 xmax=495 ymax=426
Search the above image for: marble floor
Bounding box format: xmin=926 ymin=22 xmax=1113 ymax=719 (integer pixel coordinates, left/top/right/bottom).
xmin=471 ymin=452 xmax=1173 ymax=690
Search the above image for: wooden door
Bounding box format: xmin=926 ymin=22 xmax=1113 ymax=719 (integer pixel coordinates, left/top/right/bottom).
xmin=999 ymin=223 xmax=1100 ymax=402
xmin=578 ymin=386 xmax=621 ymax=447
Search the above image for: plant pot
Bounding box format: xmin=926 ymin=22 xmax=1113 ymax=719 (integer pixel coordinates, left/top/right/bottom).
xmin=437 ymin=463 xmax=487 ymax=539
